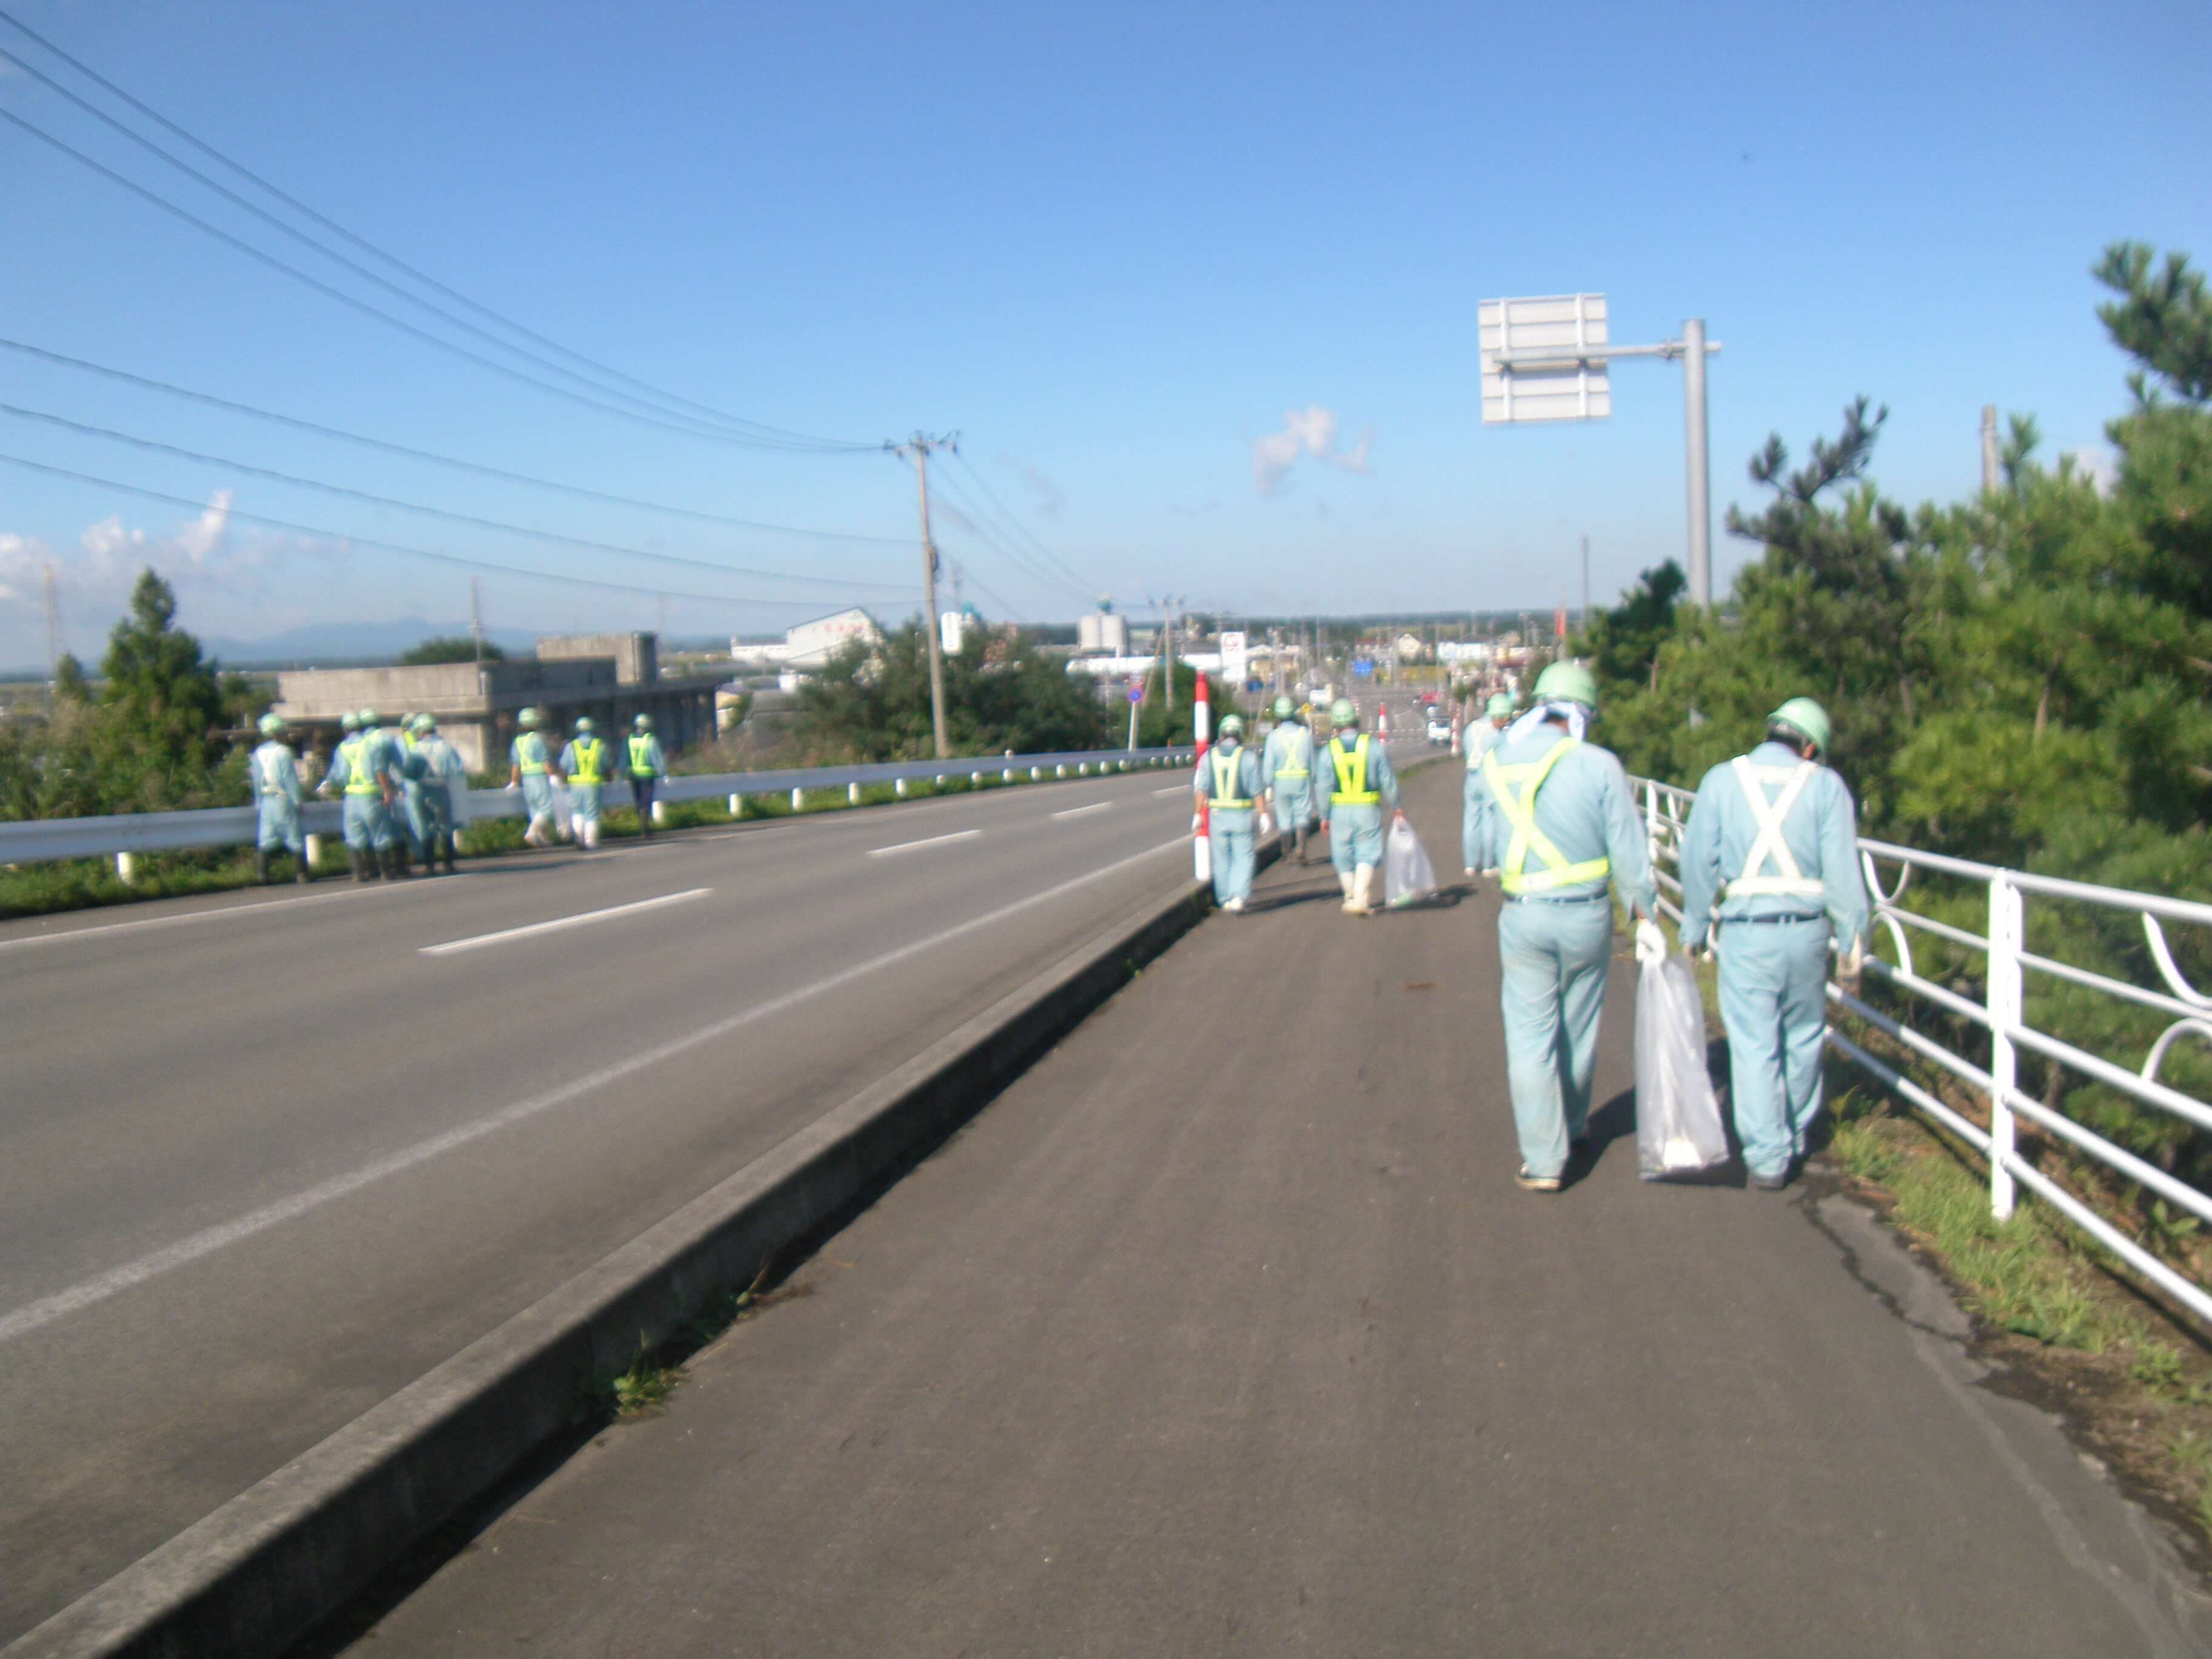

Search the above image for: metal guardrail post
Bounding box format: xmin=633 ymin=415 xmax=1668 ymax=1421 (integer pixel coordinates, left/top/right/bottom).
xmin=1988 ymin=874 xmax=2023 ymax=1219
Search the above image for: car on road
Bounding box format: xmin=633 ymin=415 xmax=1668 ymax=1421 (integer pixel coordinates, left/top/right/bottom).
xmin=1426 ymin=712 xmax=1452 ymax=745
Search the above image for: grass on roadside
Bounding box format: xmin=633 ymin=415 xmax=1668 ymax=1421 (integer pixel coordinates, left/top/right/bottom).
xmin=1826 ymin=1082 xmax=2212 ymax=1550
xmin=585 ymin=1267 xmax=817 ymax=1425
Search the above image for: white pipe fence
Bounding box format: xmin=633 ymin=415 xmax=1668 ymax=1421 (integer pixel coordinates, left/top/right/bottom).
xmin=0 ymin=746 xmax=1201 ymax=869
xmin=1632 ymin=773 xmax=2212 ymax=1329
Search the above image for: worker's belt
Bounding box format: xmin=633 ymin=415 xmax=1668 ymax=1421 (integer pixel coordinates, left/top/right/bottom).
xmin=1273 ymin=766 xmax=1309 ymax=778
xmin=1720 ymin=911 xmax=1825 ymax=925
xmin=1503 ymin=891 xmax=1609 ymax=905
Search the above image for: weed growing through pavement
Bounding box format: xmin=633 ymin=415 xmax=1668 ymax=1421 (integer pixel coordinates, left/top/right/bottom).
xmin=585 ymin=1263 xmax=816 ymax=1425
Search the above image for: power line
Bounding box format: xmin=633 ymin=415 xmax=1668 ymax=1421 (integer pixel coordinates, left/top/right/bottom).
xmin=0 ymin=105 xmax=872 ymax=454
xmin=0 ymin=398 xmax=916 ymax=593
xmin=0 ymin=4 xmax=850 ymax=449
xmin=923 ymin=464 xmax=1088 ymax=604
xmin=0 ymin=337 xmax=914 ymax=545
xmin=0 ymin=36 xmax=862 ymax=449
xmin=0 ymin=451 xmax=870 ymax=608
xmin=948 ymin=449 xmax=1093 ymax=595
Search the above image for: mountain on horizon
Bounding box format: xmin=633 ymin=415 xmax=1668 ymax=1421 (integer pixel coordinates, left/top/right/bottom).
xmin=196 ymin=617 xmax=546 ymax=666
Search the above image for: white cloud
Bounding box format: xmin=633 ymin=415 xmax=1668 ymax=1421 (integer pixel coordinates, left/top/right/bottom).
xmin=1253 ymin=404 xmax=1371 ymax=495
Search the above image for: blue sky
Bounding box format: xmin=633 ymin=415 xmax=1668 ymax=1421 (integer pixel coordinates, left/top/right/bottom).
xmin=0 ymin=0 xmax=2205 ymax=666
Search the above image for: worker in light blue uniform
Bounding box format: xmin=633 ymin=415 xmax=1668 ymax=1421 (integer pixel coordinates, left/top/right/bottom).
xmin=625 ymin=714 xmax=668 ymax=837
xmin=1461 ymin=691 xmax=1515 ymax=877
xmin=1678 ymin=697 xmax=1870 ymax=1191
xmin=509 ymin=708 xmax=557 ymax=847
xmin=558 ymin=717 xmax=610 ymax=848
xmin=1312 ymin=697 xmax=1401 ymax=917
xmin=1468 ymin=662 xmax=1660 ymax=1191
xmin=1193 ymin=714 xmax=1264 ymax=913
xmin=317 ymin=709 xmax=398 ymax=882
xmin=409 ymin=714 xmax=466 ymax=874
xmin=391 ymin=714 xmax=432 ymax=873
xmin=1261 ymin=695 xmax=1317 ymax=865
xmin=250 ymin=712 xmax=310 ymax=885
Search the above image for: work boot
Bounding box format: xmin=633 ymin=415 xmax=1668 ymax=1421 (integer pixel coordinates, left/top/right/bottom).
xmin=441 ymin=835 xmax=459 ymax=874
xmin=347 ymin=848 xmax=370 ymax=884
xmin=1347 ymin=865 xmax=1376 ymax=917
xmin=253 ymin=850 xmax=270 ymax=886
xmin=382 ymin=846 xmax=407 ymax=880
xmin=296 ymin=854 xmax=313 ymax=886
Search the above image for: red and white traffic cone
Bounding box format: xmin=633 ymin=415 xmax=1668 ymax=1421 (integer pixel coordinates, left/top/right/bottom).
xmin=1193 ymin=672 xmax=1212 ymax=883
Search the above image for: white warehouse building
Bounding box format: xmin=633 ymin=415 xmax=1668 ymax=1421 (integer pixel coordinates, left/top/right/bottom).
xmin=731 ymin=607 xmax=885 ymax=670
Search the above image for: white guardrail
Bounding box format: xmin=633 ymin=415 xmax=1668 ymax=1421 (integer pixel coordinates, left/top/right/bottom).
xmin=0 ymin=746 xmax=1201 ymax=866
xmin=1632 ymin=773 xmax=2212 ymax=1329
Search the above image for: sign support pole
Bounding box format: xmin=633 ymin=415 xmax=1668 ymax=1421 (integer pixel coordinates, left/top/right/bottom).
xmin=1683 ymin=318 xmax=1711 ymax=608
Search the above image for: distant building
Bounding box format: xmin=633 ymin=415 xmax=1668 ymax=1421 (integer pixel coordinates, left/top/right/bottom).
xmin=272 ymin=632 xmax=719 ymax=773
xmin=731 ymin=607 xmax=883 ymax=671
xmin=1077 ymin=611 xmax=1130 ymax=655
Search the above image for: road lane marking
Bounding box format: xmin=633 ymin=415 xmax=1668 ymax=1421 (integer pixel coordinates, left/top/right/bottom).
xmin=0 ymin=879 xmax=439 ymax=954
xmin=420 ymin=888 xmax=712 ymax=956
xmin=1151 ymin=785 xmax=1190 ymax=796
xmin=1050 ymin=802 xmax=1113 ymax=820
xmin=0 ymin=836 xmax=1186 ymax=1346
xmin=866 ymin=829 xmax=980 ymax=857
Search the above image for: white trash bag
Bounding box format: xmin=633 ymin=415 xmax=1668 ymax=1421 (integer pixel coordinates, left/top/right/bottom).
xmin=1634 ymin=940 xmax=1731 ymax=1181
xmin=549 ymin=782 xmax=575 ymax=840
xmin=1383 ymin=817 xmax=1437 ymax=907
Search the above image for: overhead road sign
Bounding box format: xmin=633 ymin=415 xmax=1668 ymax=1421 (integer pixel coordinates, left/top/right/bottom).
xmin=1480 ymin=294 xmax=1610 ymax=424
xmin=1478 ymin=292 xmax=1723 ymax=606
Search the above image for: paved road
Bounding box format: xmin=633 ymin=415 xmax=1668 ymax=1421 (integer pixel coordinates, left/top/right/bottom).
xmin=0 ymin=762 xmax=1242 ymax=1641
xmin=349 ymin=762 xmax=2209 ymax=1659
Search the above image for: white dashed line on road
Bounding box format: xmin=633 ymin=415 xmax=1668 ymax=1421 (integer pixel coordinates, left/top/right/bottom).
xmin=420 ymin=888 xmax=712 ymax=956
xmin=866 ymin=830 xmax=982 ymax=858
xmin=1050 ymin=802 xmax=1113 ymax=820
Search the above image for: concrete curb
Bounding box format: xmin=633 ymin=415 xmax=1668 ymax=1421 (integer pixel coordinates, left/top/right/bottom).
xmin=6 ymin=848 xmax=1272 ymax=1659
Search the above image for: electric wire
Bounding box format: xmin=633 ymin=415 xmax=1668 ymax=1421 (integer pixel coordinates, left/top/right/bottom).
xmin=0 ymin=106 xmax=863 ymax=454
xmin=0 ymin=5 xmax=857 ymax=449
xmin=924 ymin=464 xmax=1089 ymax=604
xmin=940 ymin=556 xmax=1024 ymax=624
xmin=0 ymin=39 xmax=866 ymax=449
xmin=949 ymin=449 xmax=1094 ymax=595
xmin=0 ymin=451 xmax=883 ymax=608
xmin=0 ymin=337 xmax=913 ymax=545
xmin=0 ymin=398 xmax=914 ymax=593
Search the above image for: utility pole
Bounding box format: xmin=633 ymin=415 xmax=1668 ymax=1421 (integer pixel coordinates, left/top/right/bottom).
xmin=1155 ymin=595 xmax=1180 ymax=720
xmin=42 ymin=561 xmax=62 ymax=688
xmin=1682 ymin=318 xmax=1711 ymax=607
xmin=1980 ymin=404 xmax=2001 ymax=495
xmin=891 ymin=432 xmax=956 ymax=759
xmin=469 ymin=577 xmax=486 ymax=665
xmin=1580 ymin=535 xmax=1590 ymax=628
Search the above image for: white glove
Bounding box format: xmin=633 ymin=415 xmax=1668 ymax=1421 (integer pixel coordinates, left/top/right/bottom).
xmin=1634 ymin=917 xmax=1668 ymax=966
xmin=1838 ymin=937 xmax=1866 ymax=994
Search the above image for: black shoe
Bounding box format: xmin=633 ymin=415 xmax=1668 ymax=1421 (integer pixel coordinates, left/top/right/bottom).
xmin=253 ymin=851 xmax=270 ymax=885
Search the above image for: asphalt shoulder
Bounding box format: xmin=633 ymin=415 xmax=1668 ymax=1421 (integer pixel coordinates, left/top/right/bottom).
xmin=341 ymin=762 xmax=2208 ymax=1658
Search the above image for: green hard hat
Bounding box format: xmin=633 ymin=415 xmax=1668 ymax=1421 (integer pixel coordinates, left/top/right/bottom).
xmin=1768 ymin=695 xmax=1832 ymax=759
xmin=1485 ymin=692 xmax=1513 ymax=719
xmin=1218 ymin=714 xmax=1244 ymax=737
xmin=1272 ymin=695 xmax=1294 ymax=719
xmin=339 ymin=711 xmax=359 ymax=732
xmin=518 ymin=706 xmax=541 ymax=728
xmin=633 ymin=712 xmax=651 ymax=729
xmin=358 ymin=708 xmax=381 ymax=728
xmin=258 ymin=712 xmax=286 ymax=736
xmin=1330 ymin=698 xmax=1358 ymax=727
xmin=575 ymin=716 xmax=595 ymax=733
xmin=1533 ymin=661 xmax=1600 ymax=710
xmin=411 ymin=713 xmax=435 ymax=733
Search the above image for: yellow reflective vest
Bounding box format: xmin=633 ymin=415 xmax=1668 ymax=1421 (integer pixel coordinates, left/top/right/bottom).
xmin=1328 ymin=734 xmax=1379 ymax=805
xmin=1481 ymin=738 xmax=1611 ymax=896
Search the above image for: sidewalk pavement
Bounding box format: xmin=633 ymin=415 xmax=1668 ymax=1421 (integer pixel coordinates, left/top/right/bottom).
xmin=344 ymin=762 xmax=2210 ymax=1658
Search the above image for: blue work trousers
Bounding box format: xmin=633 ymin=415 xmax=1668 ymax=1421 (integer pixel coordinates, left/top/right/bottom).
xmin=255 ymin=796 xmax=303 ymax=856
xmin=398 ymin=785 xmax=430 ymax=854
xmin=1718 ymin=917 xmax=1832 ymax=1178
xmin=520 ymin=773 xmax=555 ymax=823
xmin=1273 ymin=780 xmax=1312 ymax=833
xmin=1461 ymin=768 xmax=1488 ymax=873
xmin=340 ymin=793 xmax=394 ymax=851
xmin=570 ymin=782 xmax=603 ymax=825
xmin=1210 ymin=809 xmax=1256 ymax=905
xmin=1498 ymin=897 xmax=1614 ymax=1178
xmin=1328 ymin=802 xmax=1384 ymax=874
